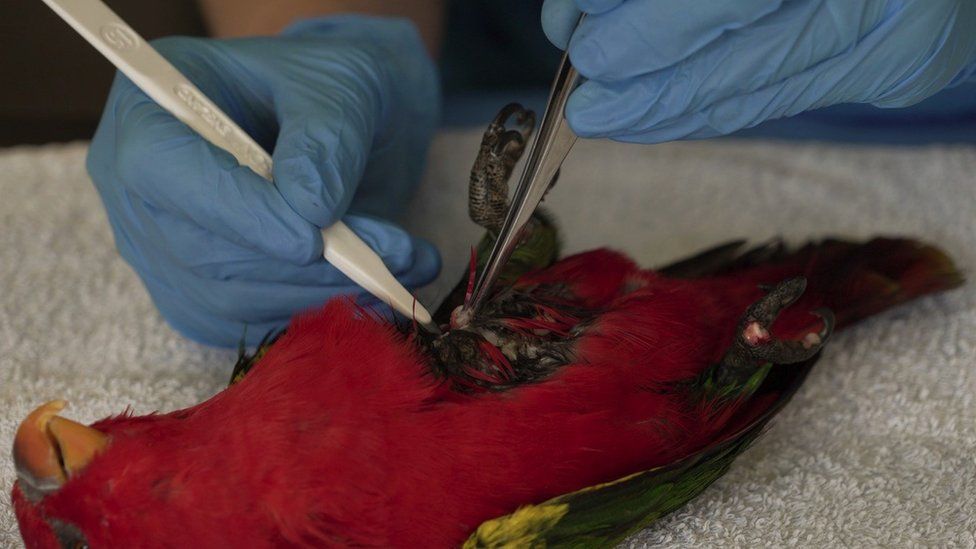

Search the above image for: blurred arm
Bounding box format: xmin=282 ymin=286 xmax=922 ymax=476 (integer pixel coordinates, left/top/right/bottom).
xmin=198 ymin=0 xmax=446 ymax=54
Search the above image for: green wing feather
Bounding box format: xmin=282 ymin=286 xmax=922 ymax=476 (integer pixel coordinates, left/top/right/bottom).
xmin=229 ymin=330 xmax=281 ymax=385
xmin=465 ymin=432 xmax=761 ymax=549
xmin=492 ymin=211 xmax=561 ymax=286
xmin=465 ymin=358 xmax=816 ymax=548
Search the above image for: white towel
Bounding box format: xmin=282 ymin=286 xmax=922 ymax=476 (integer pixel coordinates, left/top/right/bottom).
xmin=1 ymin=134 xmax=974 ymax=547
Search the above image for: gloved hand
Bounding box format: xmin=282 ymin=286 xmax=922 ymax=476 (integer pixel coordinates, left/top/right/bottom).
xmin=87 ymin=16 xmax=442 ymax=347
xmin=542 ymin=0 xmax=976 ymax=143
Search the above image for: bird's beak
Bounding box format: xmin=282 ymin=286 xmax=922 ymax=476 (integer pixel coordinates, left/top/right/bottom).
xmin=12 ymin=400 xmax=108 ymax=498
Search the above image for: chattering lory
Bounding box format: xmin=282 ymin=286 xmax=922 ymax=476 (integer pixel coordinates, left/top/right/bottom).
xmin=12 ymin=105 xmax=962 ymax=548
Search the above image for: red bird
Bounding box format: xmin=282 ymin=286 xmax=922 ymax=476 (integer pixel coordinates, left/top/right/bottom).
xmin=12 ymin=237 xmax=960 ymax=548
xmin=11 ymin=105 xmax=962 ymax=547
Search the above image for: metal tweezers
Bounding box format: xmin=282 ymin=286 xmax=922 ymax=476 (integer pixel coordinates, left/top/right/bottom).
xmin=463 ymin=45 xmax=583 ymax=317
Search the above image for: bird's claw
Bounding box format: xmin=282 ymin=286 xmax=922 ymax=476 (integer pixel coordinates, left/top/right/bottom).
xmin=735 ymin=278 xmax=834 ymax=364
xmin=742 ymin=308 xmax=835 ymax=364
xmin=709 ymin=278 xmax=834 ymax=390
xmin=469 ymin=103 xmax=537 ymax=232
xmin=487 ymin=104 xmax=535 ymax=165
xmin=490 ymin=103 xmax=535 ymax=142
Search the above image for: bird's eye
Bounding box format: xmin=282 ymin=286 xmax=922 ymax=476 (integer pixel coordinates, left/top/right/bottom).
xmin=48 ymin=518 xmax=89 ymax=549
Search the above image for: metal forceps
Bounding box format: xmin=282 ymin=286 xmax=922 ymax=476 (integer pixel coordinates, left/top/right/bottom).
xmin=464 ymin=39 xmax=584 ymax=317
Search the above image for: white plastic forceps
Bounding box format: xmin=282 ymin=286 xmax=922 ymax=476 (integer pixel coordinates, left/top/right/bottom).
xmin=463 ymin=38 xmax=584 ymax=318
xmin=39 ymin=0 xmax=439 ymax=333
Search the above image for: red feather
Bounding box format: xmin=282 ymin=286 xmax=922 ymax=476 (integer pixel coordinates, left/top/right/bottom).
xmin=13 ymin=239 xmax=961 ymax=548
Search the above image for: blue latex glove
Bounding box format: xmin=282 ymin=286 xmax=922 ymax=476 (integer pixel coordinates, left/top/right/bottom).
xmin=541 ymin=0 xmax=976 ymax=143
xmin=87 ymin=16 xmax=441 ymax=347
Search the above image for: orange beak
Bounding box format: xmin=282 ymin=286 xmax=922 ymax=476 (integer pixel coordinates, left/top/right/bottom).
xmin=12 ymin=400 xmax=108 ymax=498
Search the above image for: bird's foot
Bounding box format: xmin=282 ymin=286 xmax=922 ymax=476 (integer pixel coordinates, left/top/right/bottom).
xmin=709 ymin=278 xmax=835 ymax=391
xmin=735 ymin=278 xmax=834 ymax=364
xmin=487 ymin=102 xmax=535 ymax=159
xmin=469 ymin=103 xmax=536 ymax=233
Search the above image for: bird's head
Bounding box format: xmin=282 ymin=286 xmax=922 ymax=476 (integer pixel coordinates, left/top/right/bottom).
xmin=10 ymin=300 xmax=441 ymax=548
xmin=12 ymin=400 xmax=108 ymax=548
xmin=10 ymin=396 xmax=245 ymax=548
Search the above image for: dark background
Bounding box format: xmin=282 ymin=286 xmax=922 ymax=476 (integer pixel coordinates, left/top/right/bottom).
xmin=0 ymin=0 xmax=206 ymax=145
xmin=0 ymin=0 xmax=561 ymax=146
xmin=2 ymin=1 xmax=972 ymax=146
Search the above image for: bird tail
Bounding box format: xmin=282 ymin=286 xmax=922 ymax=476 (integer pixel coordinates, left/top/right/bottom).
xmin=787 ymin=237 xmax=963 ymax=328
xmin=662 ymin=236 xmax=963 ymax=329
xmin=676 ymin=237 xmax=962 ymax=411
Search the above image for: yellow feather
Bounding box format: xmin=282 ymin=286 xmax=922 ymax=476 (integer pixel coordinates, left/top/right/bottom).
xmin=464 ymin=502 xmax=570 ymax=548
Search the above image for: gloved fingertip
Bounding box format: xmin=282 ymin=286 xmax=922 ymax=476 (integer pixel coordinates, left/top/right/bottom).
xmin=567 ymin=28 xmax=610 ymax=80
xmin=608 ymin=129 xmax=675 ymax=146
xmin=402 ymin=238 xmax=442 ymax=286
xmin=565 ymin=84 xmax=613 ymax=137
xmin=342 ymin=216 xmax=441 ymax=284
xmin=341 ymin=215 xmax=413 ymax=270
xmin=575 ymin=0 xmax=624 ymax=14
xmin=378 ymin=244 xmax=417 ymax=276
xmin=541 ymin=0 xmax=581 ymax=50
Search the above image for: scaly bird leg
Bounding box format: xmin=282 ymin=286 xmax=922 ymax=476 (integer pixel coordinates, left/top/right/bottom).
xmin=468 ymin=103 xmax=535 ymax=233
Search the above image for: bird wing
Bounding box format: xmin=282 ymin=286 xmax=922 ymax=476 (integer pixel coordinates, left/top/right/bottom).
xmin=463 ymin=355 xmax=816 ymax=548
